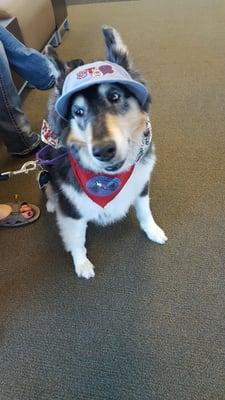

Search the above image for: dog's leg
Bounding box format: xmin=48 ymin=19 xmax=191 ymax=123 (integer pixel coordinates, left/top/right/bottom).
xmin=56 ymin=212 xmax=95 ymax=279
xmin=134 ymin=185 xmax=167 ymax=244
xmin=45 ymin=183 xmax=57 ymax=213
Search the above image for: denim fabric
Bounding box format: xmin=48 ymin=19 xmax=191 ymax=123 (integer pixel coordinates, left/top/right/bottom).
xmin=0 ymin=26 xmax=55 ymax=90
xmin=0 ymin=26 xmax=55 ymax=154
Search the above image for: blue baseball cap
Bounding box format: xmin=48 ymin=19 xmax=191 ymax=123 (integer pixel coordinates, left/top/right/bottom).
xmin=55 ymin=61 xmax=149 ymax=120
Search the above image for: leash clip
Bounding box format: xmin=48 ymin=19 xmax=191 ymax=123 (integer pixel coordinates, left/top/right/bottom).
xmin=0 ymin=160 xmax=39 ymax=181
xmin=12 ymin=160 xmax=39 ymax=175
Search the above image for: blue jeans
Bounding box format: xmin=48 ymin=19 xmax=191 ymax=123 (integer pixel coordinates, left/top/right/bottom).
xmin=0 ymin=26 xmax=55 ymax=155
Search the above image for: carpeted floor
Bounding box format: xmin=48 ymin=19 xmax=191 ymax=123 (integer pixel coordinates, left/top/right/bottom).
xmin=1 ymin=1 xmax=225 ymax=399
xmin=67 ymin=0 xmax=137 ymax=5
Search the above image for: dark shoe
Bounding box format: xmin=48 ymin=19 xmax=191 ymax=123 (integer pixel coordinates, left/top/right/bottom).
xmin=8 ymin=133 xmax=41 ymax=156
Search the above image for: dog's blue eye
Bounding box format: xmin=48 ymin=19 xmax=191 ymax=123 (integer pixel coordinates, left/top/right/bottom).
xmin=74 ymin=107 xmax=84 ymax=117
xmin=109 ymin=92 xmax=121 ymax=102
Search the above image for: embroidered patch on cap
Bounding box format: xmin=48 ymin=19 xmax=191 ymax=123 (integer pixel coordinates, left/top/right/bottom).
xmin=77 ymin=65 xmax=114 ymax=80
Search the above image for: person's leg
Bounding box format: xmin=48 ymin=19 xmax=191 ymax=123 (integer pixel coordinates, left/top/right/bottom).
xmin=0 ymin=41 xmax=40 ymax=155
xmin=0 ymin=26 xmax=55 ymax=90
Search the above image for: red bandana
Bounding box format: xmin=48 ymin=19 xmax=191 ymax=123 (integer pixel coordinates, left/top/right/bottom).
xmin=68 ymin=154 xmax=134 ymax=208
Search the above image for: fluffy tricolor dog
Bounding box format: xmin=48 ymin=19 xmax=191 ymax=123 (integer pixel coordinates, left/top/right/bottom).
xmin=42 ymin=26 xmax=167 ymax=279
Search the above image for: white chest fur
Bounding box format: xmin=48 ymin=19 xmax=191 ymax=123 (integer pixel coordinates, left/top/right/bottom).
xmin=61 ymin=152 xmax=156 ymax=225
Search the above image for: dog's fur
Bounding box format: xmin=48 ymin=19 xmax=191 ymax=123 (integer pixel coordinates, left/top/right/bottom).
xmin=44 ymin=26 xmax=167 ymax=279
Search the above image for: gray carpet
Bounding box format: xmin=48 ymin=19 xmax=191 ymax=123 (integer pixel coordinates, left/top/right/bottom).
xmin=66 ymin=0 xmax=139 ymax=5
xmin=1 ymin=0 xmax=225 ymax=399
xmin=67 ymin=0 xmax=137 ymax=5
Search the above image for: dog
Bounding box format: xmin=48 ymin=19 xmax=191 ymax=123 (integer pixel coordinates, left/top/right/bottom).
xmin=42 ymin=26 xmax=167 ymax=279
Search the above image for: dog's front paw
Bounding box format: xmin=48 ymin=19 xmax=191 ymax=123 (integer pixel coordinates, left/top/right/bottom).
xmin=75 ymin=259 xmax=95 ymax=279
xmin=144 ymin=223 xmax=168 ymax=245
xmin=46 ymin=200 xmax=55 ymax=213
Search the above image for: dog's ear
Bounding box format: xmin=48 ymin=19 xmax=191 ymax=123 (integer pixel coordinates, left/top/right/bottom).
xmin=44 ymin=45 xmax=67 ymax=93
xmin=44 ymin=45 xmax=66 ymax=77
xmin=102 ymin=26 xmax=151 ymax=112
xmin=102 ymin=26 xmax=131 ymax=71
xmin=44 ymin=46 xmax=85 ymax=93
xmin=65 ymin=58 xmax=85 ymax=73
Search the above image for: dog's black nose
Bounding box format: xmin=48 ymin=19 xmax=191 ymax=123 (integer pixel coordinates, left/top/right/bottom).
xmin=92 ymin=141 xmax=116 ymax=161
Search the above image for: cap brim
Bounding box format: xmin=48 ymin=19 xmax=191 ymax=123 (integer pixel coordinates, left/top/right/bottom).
xmin=55 ymin=79 xmax=149 ymax=120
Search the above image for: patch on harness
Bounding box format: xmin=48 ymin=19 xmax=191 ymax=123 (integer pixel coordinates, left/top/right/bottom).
xmin=41 ymin=119 xmax=61 ymax=148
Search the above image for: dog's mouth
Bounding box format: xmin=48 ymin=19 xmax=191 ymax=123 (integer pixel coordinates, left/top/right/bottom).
xmin=104 ymin=160 xmax=125 ymax=172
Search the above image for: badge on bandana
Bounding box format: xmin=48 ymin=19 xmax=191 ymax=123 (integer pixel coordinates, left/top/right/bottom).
xmin=86 ymin=176 xmax=121 ymax=197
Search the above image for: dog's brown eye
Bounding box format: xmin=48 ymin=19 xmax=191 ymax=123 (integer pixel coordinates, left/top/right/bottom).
xmin=109 ymin=91 xmax=121 ymax=102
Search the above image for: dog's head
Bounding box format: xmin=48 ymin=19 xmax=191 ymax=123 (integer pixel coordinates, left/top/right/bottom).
xmin=46 ymin=26 xmax=151 ymax=173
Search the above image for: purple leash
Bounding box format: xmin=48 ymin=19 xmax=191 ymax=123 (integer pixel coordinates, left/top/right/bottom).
xmin=36 ymin=145 xmax=67 ymax=166
xmin=0 ymin=145 xmax=67 ymax=182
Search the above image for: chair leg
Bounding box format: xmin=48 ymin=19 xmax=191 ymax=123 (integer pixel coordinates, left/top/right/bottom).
xmin=56 ymin=29 xmax=62 ymax=45
xmin=64 ymin=18 xmax=70 ymax=31
xmin=50 ymin=18 xmax=69 ymax=48
xmin=51 ymin=32 xmax=59 ymax=47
